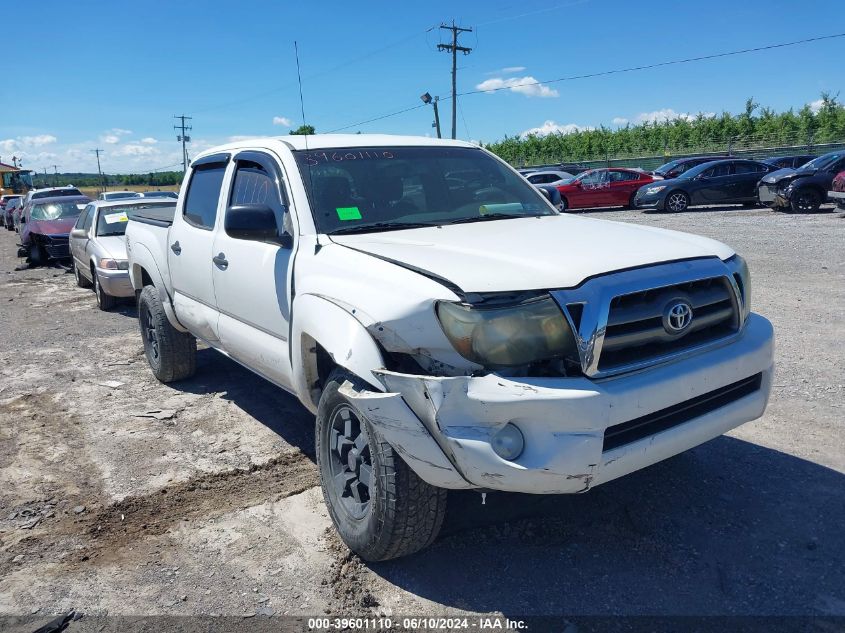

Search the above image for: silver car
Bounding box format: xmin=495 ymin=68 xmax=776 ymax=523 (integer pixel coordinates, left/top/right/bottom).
xmin=69 ymin=199 xmax=176 ymax=310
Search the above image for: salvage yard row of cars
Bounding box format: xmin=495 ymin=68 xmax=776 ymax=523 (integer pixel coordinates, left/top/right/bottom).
xmin=0 ymin=135 xmax=840 ymax=562
xmin=519 ymin=150 xmax=845 ymax=213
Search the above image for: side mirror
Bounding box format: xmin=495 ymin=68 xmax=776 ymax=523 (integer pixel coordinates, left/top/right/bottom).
xmin=536 ymin=187 xmax=551 ymax=202
xmin=225 ymin=203 xmax=292 ymax=247
xmin=70 ymin=228 xmax=86 ymax=239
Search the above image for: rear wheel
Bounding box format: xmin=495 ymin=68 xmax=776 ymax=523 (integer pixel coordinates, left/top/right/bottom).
xmin=664 ymin=191 xmax=690 ymax=213
xmin=93 ymin=271 xmax=118 ymax=311
xmin=137 ymin=285 xmax=196 ymax=383
xmin=790 ymin=188 xmax=821 ymax=213
xmin=317 ymin=369 xmax=447 ymax=561
xmin=559 ymin=196 xmax=569 ymax=212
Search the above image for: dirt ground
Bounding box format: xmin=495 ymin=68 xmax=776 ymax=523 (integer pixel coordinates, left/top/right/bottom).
xmin=0 ymin=203 xmax=843 ymax=627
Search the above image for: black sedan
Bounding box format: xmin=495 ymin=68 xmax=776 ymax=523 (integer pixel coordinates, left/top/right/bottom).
xmin=634 ymin=159 xmax=774 ymax=212
xmin=651 ymin=155 xmax=729 ymax=179
xmin=762 ymin=154 xmax=816 ymax=170
xmin=757 ymin=150 xmax=845 ymax=213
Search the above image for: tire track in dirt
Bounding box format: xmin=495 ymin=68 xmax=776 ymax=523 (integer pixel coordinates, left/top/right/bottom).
xmin=1 ymin=451 xmax=318 ymax=576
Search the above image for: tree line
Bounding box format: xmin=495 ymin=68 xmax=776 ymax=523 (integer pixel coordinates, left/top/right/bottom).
xmin=485 ymin=94 xmax=845 ymax=165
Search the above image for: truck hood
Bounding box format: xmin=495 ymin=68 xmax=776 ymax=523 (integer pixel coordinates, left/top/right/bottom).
xmin=330 ymin=215 xmax=734 ymax=293
xmin=28 ymin=218 xmax=77 ymax=235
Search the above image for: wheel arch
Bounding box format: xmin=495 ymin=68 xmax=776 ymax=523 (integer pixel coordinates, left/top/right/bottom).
xmin=292 ymin=294 xmax=386 ymax=412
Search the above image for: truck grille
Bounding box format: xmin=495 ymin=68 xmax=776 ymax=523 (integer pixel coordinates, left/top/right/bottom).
xmin=597 ymin=276 xmax=739 ymax=372
xmin=602 ymin=372 xmax=763 ymax=451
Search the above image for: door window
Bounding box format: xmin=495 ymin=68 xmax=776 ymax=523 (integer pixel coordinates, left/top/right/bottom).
xmin=82 ymin=206 xmax=95 ymax=231
xmin=75 ymin=205 xmax=93 ymax=230
xmin=184 ymin=163 xmax=227 ymax=229
xmin=703 ymin=163 xmax=732 ymax=178
xmin=229 ymin=158 xmax=287 ymax=231
xmin=734 ymin=162 xmax=766 ymax=174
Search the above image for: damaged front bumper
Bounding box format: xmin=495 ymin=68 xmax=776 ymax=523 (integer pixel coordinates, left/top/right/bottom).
xmin=343 ymin=313 xmax=774 ymax=494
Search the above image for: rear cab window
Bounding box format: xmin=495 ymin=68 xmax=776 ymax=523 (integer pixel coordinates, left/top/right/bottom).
xmin=183 ymin=163 xmax=227 ymax=229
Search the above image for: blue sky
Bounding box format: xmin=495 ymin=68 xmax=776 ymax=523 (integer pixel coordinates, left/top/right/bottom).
xmin=2 ymin=0 xmax=842 ymax=173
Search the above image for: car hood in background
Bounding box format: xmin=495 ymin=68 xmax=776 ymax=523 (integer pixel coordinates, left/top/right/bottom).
xmin=96 ymin=235 xmax=128 ymax=260
xmin=28 ymin=218 xmax=78 ymax=235
xmin=330 ymin=215 xmax=735 ymax=293
xmin=760 ymin=166 xmax=816 ymax=184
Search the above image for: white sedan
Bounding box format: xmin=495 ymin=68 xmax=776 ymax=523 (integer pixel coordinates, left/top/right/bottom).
xmin=524 ymin=169 xmax=575 ymax=185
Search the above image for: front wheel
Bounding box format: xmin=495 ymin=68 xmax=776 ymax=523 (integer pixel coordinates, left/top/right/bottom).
xmin=790 ymin=188 xmax=821 ymax=213
xmin=317 ymin=370 xmax=447 ymax=561
xmin=94 ymin=272 xmax=118 ymax=311
xmin=137 ymin=285 xmax=196 ymax=383
xmin=74 ymin=261 xmax=92 ymax=288
xmin=664 ymin=191 xmax=690 ymax=213
xmin=28 ymin=243 xmax=46 ymax=267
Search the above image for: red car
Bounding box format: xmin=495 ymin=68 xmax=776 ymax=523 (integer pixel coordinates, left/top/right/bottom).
xmin=19 ymin=194 xmax=91 ymax=265
xmin=556 ymin=168 xmax=657 ymax=211
xmin=829 ymin=170 xmax=845 ymax=210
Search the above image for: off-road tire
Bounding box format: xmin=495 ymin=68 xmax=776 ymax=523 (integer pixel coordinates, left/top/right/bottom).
xmin=137 ymin=285 xmax=196 ymax=383
xmin=74 ymin=261 xmax=92 ymax=288
xmin=790 ymin=188 xmax=821 ymax=214
xmin=93 ymin=271 xmax=118 ymax=311
xmin=317 ymin=369 xmax=448 ymax=561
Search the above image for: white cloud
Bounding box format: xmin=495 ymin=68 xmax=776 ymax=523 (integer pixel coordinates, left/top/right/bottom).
xmin=485 ymin=66 xmax=527 ymax=75
xmin=100 ymin=128 xmax=133 ymax=144
xmin=634 ymin=108 xmax=715 ymax=124
xmin=0 ymin=138 xmax=19 ymax=153
xmin=476 ymin=76 xmax=558 ymax=98
xmin=114 ymin=144 xmax=159 ymax=157
xmin=520 ymin=120 xmax=592 ymax=138
xmin=612 ymin=117 xmax=629 ymax=126
xmin=141 ymin=137 xmax=158 ymax=144
xmin=808 ymin=99 xmax=824 ymax=114
xmin=272 ymin=116 xmax=292 ymax=127
xmin=21 ymin=134 xmax=57 ymax=146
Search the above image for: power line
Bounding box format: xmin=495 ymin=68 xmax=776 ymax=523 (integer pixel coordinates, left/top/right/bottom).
xmin=459 ymin=32 xmax=845 ymax=98
xmin=437 ymin=21 xmax=473 ymax=139
xmin=326 ymin=31 xmax=845 ymax=135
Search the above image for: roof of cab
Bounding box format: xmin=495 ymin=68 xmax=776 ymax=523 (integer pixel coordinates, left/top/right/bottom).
xmin=191 ymin=134 xmax=479 ymax=162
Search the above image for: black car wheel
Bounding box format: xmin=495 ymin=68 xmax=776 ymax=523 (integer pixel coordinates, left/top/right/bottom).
xmin=137 ymin=285 xmax=197 ymax=383
xmin=790 ymin=188 xmax=821 ymax=213
xmin=559 ymin=196 xmax=569 ymax=212
xmin=29 ymin=243 xmax=46 ymax=267
xmin=665 ymin=191 xmax=690 ymax=213
xmin=74 ymin=261 xmax=92 ymax=288
xmin=94 ymin=271 xmax=118 ymax=311
xmin=317 ymin=369 xmax=447 ymax=561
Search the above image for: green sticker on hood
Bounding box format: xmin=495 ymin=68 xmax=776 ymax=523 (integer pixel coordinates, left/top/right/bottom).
xmin=336 ymin=206 xmax=362 ymax=221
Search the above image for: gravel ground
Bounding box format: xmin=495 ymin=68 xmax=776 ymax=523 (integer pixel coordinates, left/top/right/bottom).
xmin=0 ymin=204 xmax=843 ymax=627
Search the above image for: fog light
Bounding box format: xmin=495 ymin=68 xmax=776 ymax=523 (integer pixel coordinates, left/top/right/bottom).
xmin=491 ymin=423 xmax=524 ymax=461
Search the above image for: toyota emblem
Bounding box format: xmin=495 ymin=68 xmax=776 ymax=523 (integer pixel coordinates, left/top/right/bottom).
xmin=663 ymin=300 xmax=694 ymax=334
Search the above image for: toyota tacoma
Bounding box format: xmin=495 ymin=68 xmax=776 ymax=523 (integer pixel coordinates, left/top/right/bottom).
xmin=125 ymin=135 xmax=774 ymax=560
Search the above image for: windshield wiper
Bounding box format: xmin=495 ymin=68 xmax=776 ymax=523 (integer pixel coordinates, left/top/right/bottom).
xmin=446 ymin=213 xmax=544 ymax=225
xmin=329 ymin=221 xmax=439 ymax=235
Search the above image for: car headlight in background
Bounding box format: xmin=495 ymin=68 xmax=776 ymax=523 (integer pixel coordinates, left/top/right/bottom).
xmin=99 ymin=258 xmax=129 ymax=270
xmin=436 ymin=296 xmax=577 ymax=367
xmin=725 ymin=254 xmax=751 ymax=322
xmin=645 ymin=185 xmax=667 ymax=195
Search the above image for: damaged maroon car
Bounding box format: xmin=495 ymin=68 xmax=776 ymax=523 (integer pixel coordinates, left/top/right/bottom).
xmin=19 ymin=195 xmax=91 ymax=265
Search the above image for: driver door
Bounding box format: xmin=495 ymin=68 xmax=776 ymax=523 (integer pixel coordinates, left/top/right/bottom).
xmin=212 ymin=150 xmax=296 ymax=389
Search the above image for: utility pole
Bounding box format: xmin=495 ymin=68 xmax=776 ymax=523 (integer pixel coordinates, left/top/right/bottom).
xmin=53 ymin=165 xmax=58 ymax=186
xmin=174 ymin=115 xmax=193 ymax=173
xmin=91 ymin=149 xmax=105 ymax=194
xmin=420 ymin=92 xmax=442 ymax=139
xmin=437 ymin=21 xmax=472 ymax=140
xmin=43 ymin=167 xmax=48 ymax=187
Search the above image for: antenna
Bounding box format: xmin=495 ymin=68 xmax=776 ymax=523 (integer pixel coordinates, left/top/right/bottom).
xmin=294 ymin=40 xmax=320 ymax=242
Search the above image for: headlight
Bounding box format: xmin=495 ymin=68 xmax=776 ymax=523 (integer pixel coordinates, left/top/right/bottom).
xmin=725 ymin=254 xmax=751 ymax=322
xmin=99 ymin=258 xmax=129 ymax=270
xmin=436 ymin=296 xmax=577 ymax=367
xmin=645 ymin=185 xmax=667 ymax=194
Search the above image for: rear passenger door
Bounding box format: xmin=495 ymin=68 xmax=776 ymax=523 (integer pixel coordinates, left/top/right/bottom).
xmin=695 ymin=163 xmax=734 ymax=204
xmin=168 ymin=153 xmax=230 ymax=344
xmin=211 ymin=150 xmax=296 ymax=388
xmin=606 ymin=170 xmax=641 ymax=206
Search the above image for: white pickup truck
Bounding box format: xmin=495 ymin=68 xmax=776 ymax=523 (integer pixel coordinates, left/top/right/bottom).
xmin=125 ymin=134 xmax=774 ymax=560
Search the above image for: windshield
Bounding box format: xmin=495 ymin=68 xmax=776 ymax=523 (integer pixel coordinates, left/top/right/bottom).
xmin=654 ymin=159 xmax=683 ymax=174
xmin=96 ymin=202 xmax=175 ymax=236
xmin=802 ymin=153 xmax=843 ymax=171
xmin=30 ymin=202 xmax=84 ymax=221
xmin=293 ymin=146 xmax=555 ymax=234
xmin=143 ymin=191 xmax=178 ymax=198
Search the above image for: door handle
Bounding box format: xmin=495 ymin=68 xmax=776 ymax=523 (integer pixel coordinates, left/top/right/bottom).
xmin=212 ymin=253 xmax=229 ymax=269
xmin=170 ymin=241 xmax=182 ymax=255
